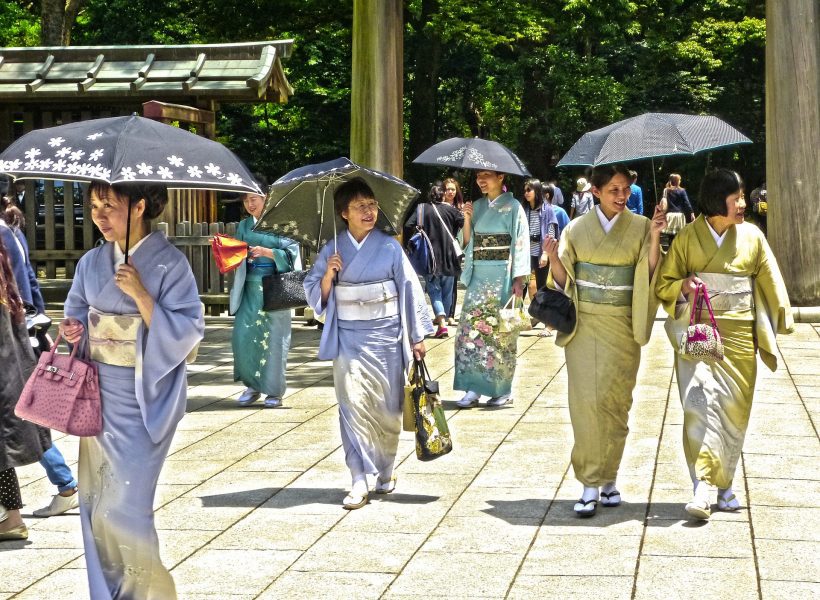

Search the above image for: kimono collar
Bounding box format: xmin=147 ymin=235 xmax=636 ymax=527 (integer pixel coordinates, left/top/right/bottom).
xmin=594 ymin=205 xmax=621 ymax=234
xmin=486 ymin=192 xmax=516 ymax=211
xmin=114 ymin=232 xmax=153 ymax=268
xmin=346 ymin=229 xmax=372 ymax=250
xmin=705 ymin=218 xmax=729 ymax=248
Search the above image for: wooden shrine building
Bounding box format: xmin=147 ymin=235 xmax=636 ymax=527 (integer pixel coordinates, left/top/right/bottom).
xmin=0 ymin=40 xmax=293 ymax=281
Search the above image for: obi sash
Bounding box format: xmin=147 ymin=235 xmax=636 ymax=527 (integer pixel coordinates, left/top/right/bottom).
xmin=575 ymin=262 xmax=635 ymax=307
xmin=696 ymin=272 xmax=754 ymax=315
xmin=88 ymin=307 xmax=140 ymax=367
xmin=473 ymin=233 xmax=512 ymax=261
xmin=336 ymin=279 xmax=399 ymax=321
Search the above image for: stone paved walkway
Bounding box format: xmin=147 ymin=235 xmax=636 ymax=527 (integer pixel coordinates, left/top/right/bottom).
xmin=2 ymin=316 xmax=819 ymax=599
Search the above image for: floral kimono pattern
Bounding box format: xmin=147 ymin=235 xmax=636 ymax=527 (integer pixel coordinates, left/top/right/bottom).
xmin=454 ymin=193 xmax=529 ymax=397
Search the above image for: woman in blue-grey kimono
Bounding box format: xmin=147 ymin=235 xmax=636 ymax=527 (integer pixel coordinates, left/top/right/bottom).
xmin=455 ymin=170 xmax=530 ymax=408
xmin=304 ymin=177 xmax=433 ymax=510
xmin=61 ymin=182 xmax=204 ymax=600
xmin=230 ymin=189 xmax=300 ymax=408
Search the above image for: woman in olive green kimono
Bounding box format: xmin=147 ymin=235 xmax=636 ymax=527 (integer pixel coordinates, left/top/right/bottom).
xmin=656 ymin=169 xmax=793 ymax=520
xmin=544 ymin=164 xmax=666 ymax=517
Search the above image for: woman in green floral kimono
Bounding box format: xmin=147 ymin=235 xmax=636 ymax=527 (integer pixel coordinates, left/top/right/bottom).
xmin=454 ymin=170 xmax=530 ymax=408
xmin=230 ymin=190 xmax=301 ymax=408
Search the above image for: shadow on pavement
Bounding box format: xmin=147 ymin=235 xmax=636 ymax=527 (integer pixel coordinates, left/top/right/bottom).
xmin=483 ymin=499 xmax=711 ymax=526
xmin=200 ymin=487 xmax=440 ymax=509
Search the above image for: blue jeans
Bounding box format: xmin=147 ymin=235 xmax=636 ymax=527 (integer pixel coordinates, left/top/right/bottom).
xmin=40 ymin=444 xmax=78 ymax=493
xmin=424 ymin=274 xmax=454 ymax=319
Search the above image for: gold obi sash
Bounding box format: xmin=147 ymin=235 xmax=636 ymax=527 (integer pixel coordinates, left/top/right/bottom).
xmin=473 ymin=233 xmax=512 ymax=261
xmin=575 ymin=262 xmax=635 ymax=307
xmin=696 ymin=272 xmax=754 ymax=317
xmin=88 ymin=307 xmax=140 ymax=367
xmin=336 ymin=280 xmax=399 ymax=321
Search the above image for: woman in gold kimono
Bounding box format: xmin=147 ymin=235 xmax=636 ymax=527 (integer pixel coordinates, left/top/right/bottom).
xmin=544 ymin=164 xmax=666 ymax=517
xmin=656 ymin=169 xmax=793 ymax=520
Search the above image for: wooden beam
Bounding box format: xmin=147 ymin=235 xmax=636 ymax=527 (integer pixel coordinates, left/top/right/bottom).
xmin=350 ymin=0 xmax=404 ymax=177
xmin=766 ymin=0 xmax=820 ymax=304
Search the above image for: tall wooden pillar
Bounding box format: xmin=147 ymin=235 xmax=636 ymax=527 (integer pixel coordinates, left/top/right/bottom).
xmin=766 ymin=0 xmax=820 ymax=305
xmin=350 ymin=0 xmax=404 ymax=177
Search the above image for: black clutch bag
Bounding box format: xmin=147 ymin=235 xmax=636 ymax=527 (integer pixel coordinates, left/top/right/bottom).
xmin=262 ymin=253 xmax=308 ymax=311
xmin=528 ymin=286 xmax=576 ymax=334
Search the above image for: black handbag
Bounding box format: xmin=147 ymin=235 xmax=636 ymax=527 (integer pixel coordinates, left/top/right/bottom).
xmin=261 ymin=253 xmax=308 ymax=311
xmin=412 ymin=358 xmax=453 ymax=461
xmin=528 ymin=286 xmax=576 ymax=334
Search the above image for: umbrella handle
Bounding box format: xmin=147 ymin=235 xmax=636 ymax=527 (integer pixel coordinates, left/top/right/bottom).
xmin=124 ymin=196 xmax=132 ymax=265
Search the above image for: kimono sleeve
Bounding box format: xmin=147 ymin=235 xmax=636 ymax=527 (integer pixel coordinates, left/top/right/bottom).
xmin=394 ymin=243 xmax=434 ymax=347
xmin=630 ymin=220 xmax=662 ymax=346
xmin=655 ymin=231 xmax=690 ymax=317
xmin=135 ymin=251 xmax=204 ymax=443
xmin=510 ymin=203 xmax=531 ymax=280
xmin=272 ymin=235 xmax=302 ymax=271
xmin=304 ymin=242 xmax=333 ymax=317
xmin=64 ymin=251 xmax=93 ymax=350
xmin=752 ymin=232 xmax=794 ymax=371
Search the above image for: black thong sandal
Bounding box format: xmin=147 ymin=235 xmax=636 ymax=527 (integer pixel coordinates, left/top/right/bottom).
xmin=573 ymin=498 xmax=598 ymax=517
xmin=600 ymin=490 xmax=621 ymax=507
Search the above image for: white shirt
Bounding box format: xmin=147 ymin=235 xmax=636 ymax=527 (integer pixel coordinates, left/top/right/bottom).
xmin=705 ymin=219 xmax=728 ymax=248
xmin=114 ymin=232 xmax=153 ymax=268
xmin=595 ymin=205 xmax=621 ymax=234
xmin=346 ymin=230 xmax=371 ymax=250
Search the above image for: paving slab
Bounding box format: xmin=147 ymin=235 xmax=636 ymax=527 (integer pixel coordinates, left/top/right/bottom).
xmin=6 ymin=318 xmax=819 ymax=599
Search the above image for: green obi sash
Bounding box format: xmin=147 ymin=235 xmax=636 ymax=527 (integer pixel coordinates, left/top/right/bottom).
xmin=575 ymin=262 xmax=635 ymax=306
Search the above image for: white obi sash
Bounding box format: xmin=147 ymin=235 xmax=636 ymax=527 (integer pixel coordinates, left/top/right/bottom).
xmin=336 ymin=280 xmax=399 ymax=321
xmin=88 ymin=307 xmax=140 ymax=367
xmin=697 ymin=272 xmax=754 ymax=313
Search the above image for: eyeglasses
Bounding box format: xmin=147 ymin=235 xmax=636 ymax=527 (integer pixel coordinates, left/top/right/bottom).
xmin=524 ymin=188 xmax=532 ymax=192
xmin=348 ymin=201 xmax=379 ymax=213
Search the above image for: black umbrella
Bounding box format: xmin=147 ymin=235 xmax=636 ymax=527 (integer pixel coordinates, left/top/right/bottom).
xmin=557 ymin=113 xmax=752 ymax=167
xmin=0 ymin=115 xmax=261 ymax=195
xmin=412 ymin=137 xmax=531 ymax=177
xmin=255 ymin=157 xmax=419 ymax=252
xmin=0 ymin=115 xmax=261 ymax=262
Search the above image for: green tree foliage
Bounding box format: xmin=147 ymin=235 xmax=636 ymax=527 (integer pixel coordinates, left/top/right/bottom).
xmin=0 ymin=1 xmax=40 ymax=47
xmin=31 ymin=0 xmax=765 ymax=203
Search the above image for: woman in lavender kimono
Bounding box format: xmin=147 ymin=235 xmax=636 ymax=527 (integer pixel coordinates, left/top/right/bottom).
xmin=61 ymin=183 xmax=204 ymax=599
xmin=455 ymin=170 xmax=530 ymax=408
xmin=230 ymin=189 xmax=301 ymax=408
xmin=304 ymin=178 xmax=433 ymax=510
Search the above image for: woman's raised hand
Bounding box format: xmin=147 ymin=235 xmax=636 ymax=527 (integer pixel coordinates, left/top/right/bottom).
xmin=324 ymin=253 xmax=343 ymax=281
xmin=115 ymin=264 xmax=149 ymax=301
xmin=462 ymin=202 xmax=473 ymax=219
xmin=650 ymin=205 xmax=668 ymax=237
xmin=248 ymin=245 xmax=271 ymax=259
xmin=542 ymin=237 xmax=559 ymax=259
xmin=681 ymin=274 xmax=703 ymax=299
xmin=59 ymin=317 xmax=85 ymax=344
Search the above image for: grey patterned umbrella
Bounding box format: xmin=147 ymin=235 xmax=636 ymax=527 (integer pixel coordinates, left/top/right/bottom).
xmin=556 ymin=113 xmax=752 ymax=167
xmin=412 ymin=137 xmax=531 ymax=176
xmin=255 ymin=157 xmax=419 ymax=252
xmin=0 ymin=115 xmax=261 ymax=194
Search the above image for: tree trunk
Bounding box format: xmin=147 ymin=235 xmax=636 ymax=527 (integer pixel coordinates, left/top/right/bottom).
xmin=517 ymin=47 xmax=551 ymax=181
xmin=350 ymin=0 xmax=404 ymax=178
xmin=40 ymin=0 xmax=87 ymax=45
xmin=406 ymin=0 xmax=441 ymax=186
xmin=766 ymin=0 xmax=820 ymax=305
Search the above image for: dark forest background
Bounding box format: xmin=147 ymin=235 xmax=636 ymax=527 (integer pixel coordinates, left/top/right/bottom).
xmin=2 ymin=0 xmax=767 ymax=205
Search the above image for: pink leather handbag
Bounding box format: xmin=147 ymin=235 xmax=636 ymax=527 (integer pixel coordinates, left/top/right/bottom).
xmin=15 ymin=332 xmax=102 ymax=437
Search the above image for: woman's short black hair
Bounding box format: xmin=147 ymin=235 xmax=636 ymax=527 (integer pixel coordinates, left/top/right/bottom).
xmin=333 ymin=177 xmax=375 ymax=221
xmin=698 ymin=169 xmax=744 ymax=217
xmin=590 ymin=164 xmax=632 ymax=191
xmin=543 ymin=183 xmax=556 ymax=204
xmin=428 ymin=181 xmax=444 ymax=203
xmin=523 ymin=178 xmax=545 ymax=209
xmin=89 ymin=182 xmax=169 ymax=221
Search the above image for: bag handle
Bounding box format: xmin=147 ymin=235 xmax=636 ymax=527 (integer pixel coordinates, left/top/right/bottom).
xmin=430 ymin=202 xmax=460 ymax=249
xmin=689 ymin=282 xmax=718 ymax=329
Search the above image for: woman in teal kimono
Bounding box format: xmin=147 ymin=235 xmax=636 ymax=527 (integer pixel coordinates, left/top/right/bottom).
xmin=230 ymin=191 xmax=301 ymax=408
xmin=455 ymin=170 xmax=530 ymax=408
